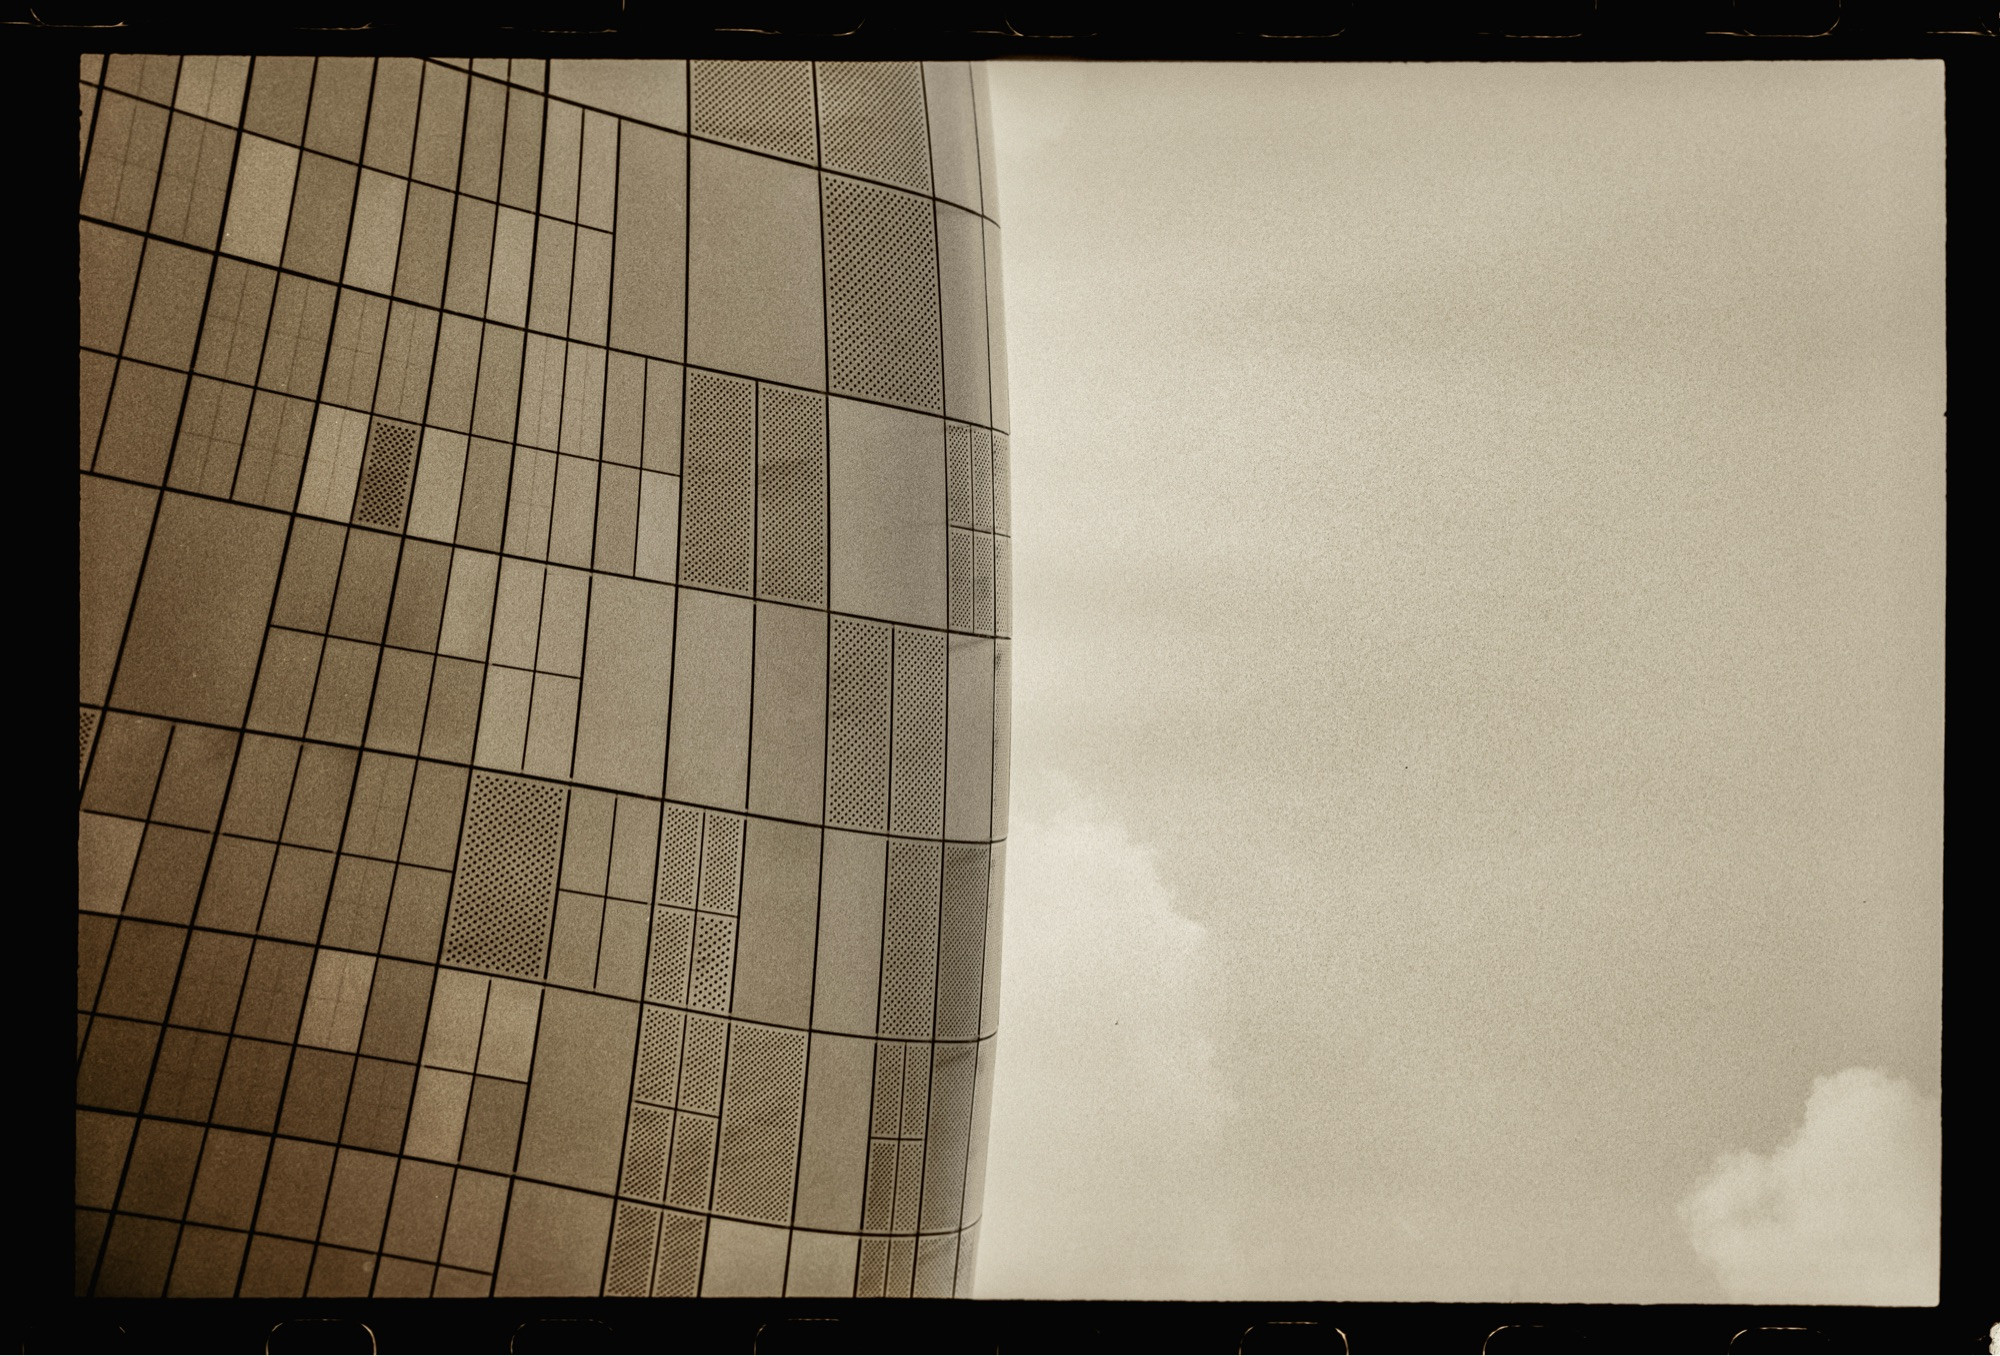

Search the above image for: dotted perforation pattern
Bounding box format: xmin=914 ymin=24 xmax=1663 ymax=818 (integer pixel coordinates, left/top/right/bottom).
xmin=620 ymin=1103 xmax=674 ymax=1202
xmin=645 ymin=905 xmax=695 ymax=1007
xmin=888 ymin=627 xmax=947 ymax=838
xmin=690 ymin=59 xmax=818 ymax=164
xmin=635 ymin=1004 xmax=687 ymax=1106
xmin=945 ymin=423 xmax=974 ymax=528
xmin=681 ymin=370 xmax=757 ymax=594
xmin=657 ymin=804 xmax=703 ymax=909
xmin=816 ymin=61 xmax=932 ymax=195
xmin=697 ymin=811 xmax=745 ymax=915
xmin=441 ymin=770 xmax=569 ymax=979
xmin=688 ymin=912 xmax=737 ymax=1013
xmin=606 ymin=1201 xmax=662 ymax=1296
xmin=654 ymin=1210 xmax=706 ymax=1296
xmin=756 ymin=383 xmax=829 ymax=608
xmin=936 ymin=844 xmax=990 ymax=1041
xmin=711 ymin=1022 xmax=809 ymax=1223
xmin=879 ymin=839 xmax=941 ymax=1038
xmin=666 ymin=1110 xmax=718 ymax=1211
xmin=826 ymin=617 xmax=893 ymax=831
xmin=353 ymin=418 xmax=419 ymax=531
xmin=79 ymin=708 xmax=100 ymax=786
xmin=992 ymin=431 xmax=1011 ymax=535
xmin=823 ymin=174 xmax=944 ymax=415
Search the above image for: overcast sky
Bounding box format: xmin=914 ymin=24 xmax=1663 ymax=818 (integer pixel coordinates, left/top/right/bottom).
xmin=973 ymin=60 xmax=1943 ymax=1303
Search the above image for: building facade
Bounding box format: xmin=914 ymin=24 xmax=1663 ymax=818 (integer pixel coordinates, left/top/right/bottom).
xmin=77 ymin=55 xmax=1012 ymax=1298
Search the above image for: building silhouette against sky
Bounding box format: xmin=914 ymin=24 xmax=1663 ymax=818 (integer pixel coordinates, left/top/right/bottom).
xmin=77 ymin=55 xmax=1012 ymax=1298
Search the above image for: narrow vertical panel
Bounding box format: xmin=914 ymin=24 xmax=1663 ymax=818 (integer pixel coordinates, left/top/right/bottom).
xmin=731 ymin=818 xmax=819 ymax=1029
xmin=827 ymin=398 xmax=946 ymax=630
xmin=609 ymin=122 xmax=686 ymax=363
xmin=944 ymin=635 xmax=994 ymax=842
xmin=794 ymin=1031 xmax=872 ymax=1232
xmin=811 ymin=830 xmax=884 ymax=1038
xmin=663 ymin=589 xmax=753 ymax=811
xmin=748 ymin=603 xmax=827 ymax=825
xmin=823 ymin=618 xmax=891 ymax=833
xmin=571 ymin=575 xmax=676 ymax=797
xmin=514 ymin=987 xmax=640 ymax=1193
xmin=879 ymin=840 xmax=940 ymax=1039
xmin=938 ymin=201 xmax=992 ymax=428
xmin=711 ymin=1023 xmax=808 ymax=1223
xmin=685 ymin=141 xmax=824 ymax=389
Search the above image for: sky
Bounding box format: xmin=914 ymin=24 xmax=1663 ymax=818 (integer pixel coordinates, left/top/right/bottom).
xmin=972 ymin=61 xmax=1944 ymax=1303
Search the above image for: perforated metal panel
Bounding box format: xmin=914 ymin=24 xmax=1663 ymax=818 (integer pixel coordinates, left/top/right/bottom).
xmin=635 ymin=1004 xmax=686 ymax=1106
xmin=889 ymin=628 xmax=947 ymax=837
xmin=605 ymin=1201 xmax=661 ymax=1296
xmin=646 ymin=906 xmax=694 ymax=1006
xmin=855 ymin=1236 xmax=889 ymax=1297
xmin=956 ymin=1223 xmax=980 ymax=1298
xmin=698 ymin=812 xmax=745 ymax=914
xmin=880 ymin=840 xmax=940 ymax=1037
xmin=913 ymin=1232 xmax=957 ymax=1298
xmin=992 ymin=642 xmax=1011 ymax=838
xmin=756 ymin=384 xmax=828 ymax=607
xmin=970 ymin=426 xmax=992 ymax=533
xmin=689 ymin=913 xmax=736 ymax=1014
xmin=823 ymin=175 xmax=943 ymax=414
xmin=657 ymin=804 xmax=702 ymax=909
xmin=861 ymin=1138 xmax=897 ymax=1232
xmin=973 ymin=532 xmax=995 ymax=635
xmin=995 ymin=536 xmax=1012 ymax=638
xmin=886 ymin=1236 xmax=917 ymax=1297
xmin=689 ymin=60 xmax=817 ymax=164
xmin=936 ymin=845 xmax=989 ymax=1041
xmin=654 ymin=1210 xmax=706 ymax=1297
xmin=991 ymin=431 xmax=1010 ymax=534
xmin=620 ymin=1103 xmax=673 ymax=1201
xmin=712 ymin=1023 xmax=809 ymax=1223
xmin=920 ymin=1041 xmax=976 ymax=1231
xmin=79 ymin=708 xmax=100 ymax=785
xmin=816 ymin=61 xmax=931 ymax=194
xmin=666 ymin=1111 xmax=718 ymax=1210
xmin=825 ymin=617 xmax=892 ymax=831
xmin=441 ymin=771 xmax=568 ymax=978
xmin=680 ymin=1014 xmax=728 ymax=1113
xmin=947 ymin=529 xmax=974 ymax=632
xmin=681 ymin=370 xmax=756 ymax=593
xmin=945 ymin=423 xmax=973 ymax=528
xmin=353 ymin=418 xmax=419 ymax=530
xmin=891 ymin=1139 xmax=924 ymax=1232
xmin=870 ymin=1042 xmax=904 ymax=1138
xmin=898 ymin=1038 xmax=930 ymax=1139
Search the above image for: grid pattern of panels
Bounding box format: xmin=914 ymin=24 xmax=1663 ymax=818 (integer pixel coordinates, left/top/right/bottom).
xmin=815 ymin=62 xmax=930 ymax=194
xmin=681 ymin=371 xmax=757 ymax=594
xmin=689 ymin=60 xmax=817 ymax=163
xmin=823 ymin=175 xmax=943 ymax=414
xmin=77 ymin=53 xmax=1006 ymax=1304
xmin=755 ymin=385 xmax=828 ymax=607
xmin=442 ymin=772 xmax=568 ymax=979
xmin=825 ymin=618 xmax=892 ymax=831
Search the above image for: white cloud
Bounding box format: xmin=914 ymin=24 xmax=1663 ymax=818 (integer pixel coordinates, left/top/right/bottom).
xmin=974 ymin=781 xmax=1239 ymax=1298
xmin=1679 ymin=1067 xmax=1939 ymax=1305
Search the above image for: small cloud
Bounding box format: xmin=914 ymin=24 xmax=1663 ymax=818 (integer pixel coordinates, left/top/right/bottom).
xmin=1679 ymin=1067 xmax=1939 ymax=1305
